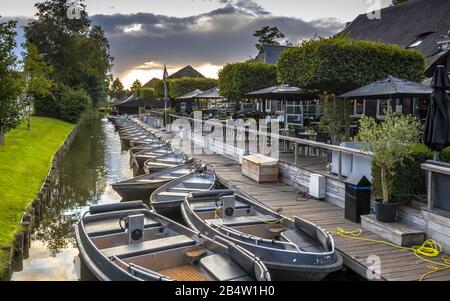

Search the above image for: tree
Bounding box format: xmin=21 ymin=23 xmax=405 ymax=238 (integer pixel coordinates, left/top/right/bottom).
xmin=139 ymin=88 xmax=155 ymax=100
xmin=278 ymin=37 xmax=425 ymax=95
xmin=278 ymin=37 xmax=426 ymax=141
xmin=354 ymin=115 xmax=421 ymax=203
xmin=254 ymin=26 xmax=285 ymax=52
xmin=23 ymin=42 xmax=55 ymax=130
xmin=218 ymin=62 xmax=277 ymax=101
xmin=24 ymin=0 xmax=112 ymax=115
xmin=110 ymin=78 xmax=126 ymax=102
xmin=0 ymin=19 xmax=23 ymax=145
xmin=131 ymin=80 xmax=142 ymax=95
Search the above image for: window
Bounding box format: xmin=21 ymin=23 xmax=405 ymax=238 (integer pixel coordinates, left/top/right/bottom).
xmin=265 ymin=100 xmax=271 ymax=112
xmin=354 ymin=99 xmax=365 ymax=115
xmin=408 ymin=32 xmax=434 ymax=48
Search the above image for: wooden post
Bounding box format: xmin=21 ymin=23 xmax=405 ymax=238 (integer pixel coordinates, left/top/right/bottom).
xmin=21 ymin=217 xmax=31 ymax=259
xmin=12 ymin=233 xmax=24 ymax=272
xmin=427 ymin=170 xmax=433 ymax=210
xmin=294 ymin=143 xmax=298 ymax=166
xmin=338 ymin=151 xmax=343 ymax=180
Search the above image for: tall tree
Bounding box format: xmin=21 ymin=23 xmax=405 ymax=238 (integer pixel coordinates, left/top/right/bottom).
xmin=131 ymin=80 xmax=142 ymax=95
xmin=25 ymin=0 xmax=112 ymax=111
xmin=23 ymin=42 xmax=55 ymax=130
xmin=0 ymin=19 xmax=23 ymax=145
xmin=109 ymin=78 xmax=126 ymax=102
xmin=253 ymin=26 xmax=285 ymax=52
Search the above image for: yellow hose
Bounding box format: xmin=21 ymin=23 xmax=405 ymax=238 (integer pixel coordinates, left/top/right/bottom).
xmin=334 ymin=227 xmax=450 ymax=281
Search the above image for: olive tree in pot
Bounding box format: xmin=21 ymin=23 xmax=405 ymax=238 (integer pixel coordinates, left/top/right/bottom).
xmin=354 ymin=114 xmax=421 ymax=223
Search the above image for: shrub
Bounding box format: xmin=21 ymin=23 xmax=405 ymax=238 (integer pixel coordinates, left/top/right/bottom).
xmin=439 ymin=146 xmax=450 ymax=163
xmin=354 ymin=114 xmax=421 ymax=203
xmin=170 ymin=78 xmax=217 ymax=99
xmin=139 ymin=87 xmax=155 ymax=100
xmin=34 ymin=92 xmax=60 ymax=117
xmin=277 ymin=37 xmax=426 ymax=95
xmin=59 ymin=86 xmax=92 ymax=123
xmin=372 ymin=143 xmax=433 ymax=202
xmin=153 ymin=77 xmax=218 ymax=99
xmin=218 ymin=62 xmax=277 ymax=101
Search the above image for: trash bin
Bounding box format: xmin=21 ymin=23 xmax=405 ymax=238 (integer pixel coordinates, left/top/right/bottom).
xmin=345 ymin=173 xmax=371 ymax=223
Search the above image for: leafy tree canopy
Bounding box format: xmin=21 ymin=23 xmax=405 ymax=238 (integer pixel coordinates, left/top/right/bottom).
xmin=218 ymin=62 xmax=277 ymax=100
xmin=0 ymin=19 xmax=23 ymax=144
xmin=277 ymin=37 xmax=426 ymax=95
xmin=131 ymin=79 xmax=142 ymax=94
xmin=25 ymin=0 xmax=113 ymax=107
xmin=254 ymin=26 xmax=285 ymax=52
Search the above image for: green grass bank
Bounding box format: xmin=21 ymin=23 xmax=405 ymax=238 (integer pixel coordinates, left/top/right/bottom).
xmin=0 ymin=117 xmax=75 ymax=276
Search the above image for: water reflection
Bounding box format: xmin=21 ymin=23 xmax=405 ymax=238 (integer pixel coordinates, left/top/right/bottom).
xmin=13 ymin=117 xmax=133 ymax=280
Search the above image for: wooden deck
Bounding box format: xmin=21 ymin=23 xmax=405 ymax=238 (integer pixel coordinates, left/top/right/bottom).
xmin=136 ymin=120 xmax=450 ymax=281
xmin=195 ymin=154 xmax=450 ymax=281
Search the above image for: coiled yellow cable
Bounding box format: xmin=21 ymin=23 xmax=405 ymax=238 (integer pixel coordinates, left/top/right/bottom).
xmin=335 ymin=227 xmax=450 ymax=281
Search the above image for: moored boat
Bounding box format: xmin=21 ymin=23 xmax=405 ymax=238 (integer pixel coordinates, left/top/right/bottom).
xmin=112 ymin=164 xmax=194 ymax=202
xmin=181 ymin=189 xmax=343 ymax=281
xmin=143 ymin=153 xmax=191 ymax=175
xmin=150 ymin=168 xmax=216 ymax=220
xmin=131 ymin=147 xmax=173 ymax=172
xmin=75 ymin=201 xmax=271 ymax=281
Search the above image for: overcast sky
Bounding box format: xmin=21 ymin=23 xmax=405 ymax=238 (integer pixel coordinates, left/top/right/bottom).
xmin=0 ymin=0 xmax=393 ymax=87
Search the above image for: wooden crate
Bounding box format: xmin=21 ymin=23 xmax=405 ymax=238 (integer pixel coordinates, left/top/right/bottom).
xmin=242 ymin=154 xmax=279 ymax=183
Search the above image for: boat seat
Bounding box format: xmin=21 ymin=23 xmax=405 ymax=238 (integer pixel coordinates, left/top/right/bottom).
xmin=102 ymin=235 xmax=196 ymax=259
xmin=169 ymin=187 xmax=206 ymax=192
xmin=200 ymin=254 xmax=248 ymax=281
xmin=281 ymin=230 xmax=324 ymax=253
xmin=192 ymin=201 xmax=250 ymax=212
xmin=85 ymin=217 xmax=160 ymax=237
xmin=207 ymin=215 xmax=278 ymax=227
xmin=158 ymin=191 xmax=190 ymax=197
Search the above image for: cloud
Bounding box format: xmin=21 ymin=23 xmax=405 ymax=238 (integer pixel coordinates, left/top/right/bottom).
xmin=91 ymin=6 xmax=344 ymax=77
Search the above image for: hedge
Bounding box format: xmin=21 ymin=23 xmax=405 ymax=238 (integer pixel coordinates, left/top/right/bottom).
xmin=153 ymin=77 xmax=218 ymax=98
xmin=218 ymin=62 xmax=277 ymax=100
xmin=372 ymin=144 xmax=433 ymax=202
xmin=277 ymin=37 xmax=426 ymax=94
xmin=439 ymin=146 xmax=450 ymax=163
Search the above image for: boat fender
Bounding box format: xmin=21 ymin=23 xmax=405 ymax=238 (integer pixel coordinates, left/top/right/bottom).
xmin=89 ymin=201 xmax=144 ymax=215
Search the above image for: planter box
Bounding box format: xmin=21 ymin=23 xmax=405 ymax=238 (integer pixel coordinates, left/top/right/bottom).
xmin=242 ymin=154 xmax=279 ymax=183
xmin=361 ymin=214 xmax=425 ymax=247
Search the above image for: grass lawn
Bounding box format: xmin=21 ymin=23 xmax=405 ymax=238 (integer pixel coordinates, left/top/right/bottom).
xmin=0 ymin=117 xmax=74 ymax=276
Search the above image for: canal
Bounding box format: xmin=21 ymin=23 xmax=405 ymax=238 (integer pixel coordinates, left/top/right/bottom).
xmin=12 ymin=117 xmax=133 ymax=281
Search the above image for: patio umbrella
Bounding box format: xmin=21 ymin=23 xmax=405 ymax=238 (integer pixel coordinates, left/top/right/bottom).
xmin=339 ymin=76 xmax=433 ymax=99
xmin=245 ymin=84 xmax=314 ymax=101
xmin=422 ymin=65 xmax=450 ymax=153
xmin=245 ymin=85 xmax=317 ymax=128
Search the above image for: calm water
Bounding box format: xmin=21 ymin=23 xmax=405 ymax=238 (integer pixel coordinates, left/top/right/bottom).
xmin=12 ymin=117 xmax=133 ymax=281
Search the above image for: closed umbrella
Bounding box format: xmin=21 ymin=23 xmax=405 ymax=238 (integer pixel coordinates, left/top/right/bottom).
xmin=423 ymin=65 xmax=450 ymax=154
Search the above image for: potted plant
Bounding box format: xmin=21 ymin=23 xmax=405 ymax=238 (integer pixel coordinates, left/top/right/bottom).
xmin=354 ymin=114 xmax=420 ymax=223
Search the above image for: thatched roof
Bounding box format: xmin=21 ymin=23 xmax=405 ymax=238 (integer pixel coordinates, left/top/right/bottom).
xmin=168 ymin=65 xmax=205 ymax=79
xmin=340 ymin=0 xmax=450 ymax=76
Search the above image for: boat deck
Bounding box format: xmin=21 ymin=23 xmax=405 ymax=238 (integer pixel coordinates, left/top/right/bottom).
xmin=194 ymin=154 xmax=450 ymax=281
xmin=158 ymin=265 xmax=210 ymax=281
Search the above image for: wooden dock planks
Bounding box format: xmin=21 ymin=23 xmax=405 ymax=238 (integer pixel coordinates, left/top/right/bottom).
xmin=195 ymin=154 xmax=450 ymax=282
xmin=140 ymin=121 xmax=450 ymax=282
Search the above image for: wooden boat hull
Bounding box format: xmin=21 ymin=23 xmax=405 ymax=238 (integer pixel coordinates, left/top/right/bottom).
xmin=181 ymin=190 xmax=343 ymax=281
xmin=75 ymin=201 xmax=270 ymax=281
